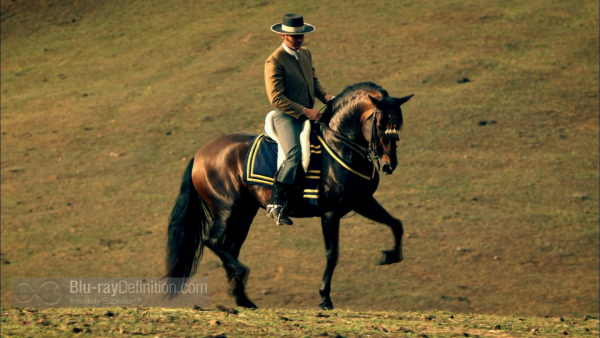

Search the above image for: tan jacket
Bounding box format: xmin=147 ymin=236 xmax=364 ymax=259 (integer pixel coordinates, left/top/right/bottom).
xmin=265 ymin=45 xmax=328 ymax=119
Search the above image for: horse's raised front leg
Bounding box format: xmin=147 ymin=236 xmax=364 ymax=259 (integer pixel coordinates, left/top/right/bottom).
xmin=318 ymin=212 xmax=341 ymax=310
xmin=353 ymin=196 xmax=404 ymax=265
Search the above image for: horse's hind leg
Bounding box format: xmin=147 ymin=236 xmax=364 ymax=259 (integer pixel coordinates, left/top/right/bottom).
xmin=353 ymin=196 xmax=404 ymax=265
xmin=205 ymin=200 xmax=259 ymax=308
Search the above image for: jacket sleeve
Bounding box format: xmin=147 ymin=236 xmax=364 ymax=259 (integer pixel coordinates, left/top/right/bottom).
xmin=265 ymin=57 xmax=305 ymax=119
xmin=308 ymin=49 xmax=329 ymax=104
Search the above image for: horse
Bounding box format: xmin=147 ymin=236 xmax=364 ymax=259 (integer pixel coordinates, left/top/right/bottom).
xmin=165 ymin=82 xmax=414 ymax=310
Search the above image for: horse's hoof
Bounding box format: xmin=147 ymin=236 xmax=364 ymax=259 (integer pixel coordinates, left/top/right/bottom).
xmin=236 ymin=299 xmax=258 ymax=309
xmin=318 ymin=302 xmax=334 ymax=310
xmin=379 ymin=249 xmax=402 ymax=265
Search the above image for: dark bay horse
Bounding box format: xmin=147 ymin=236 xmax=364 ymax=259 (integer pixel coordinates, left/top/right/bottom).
xmin=166 ymin=82 xmax=414 ymax=310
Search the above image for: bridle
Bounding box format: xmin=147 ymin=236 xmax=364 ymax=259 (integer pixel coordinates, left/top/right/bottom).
xmin=317 ymin=107 xmax=385 ymax=169
xmin=365 ymin=109 xmax=382 ymax=160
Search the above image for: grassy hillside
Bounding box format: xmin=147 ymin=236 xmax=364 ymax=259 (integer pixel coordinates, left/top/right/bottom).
xmin=1 ymin=307 xmax=598 ymax=337
xmin=1 ymin=0 xmax=598 ymax=318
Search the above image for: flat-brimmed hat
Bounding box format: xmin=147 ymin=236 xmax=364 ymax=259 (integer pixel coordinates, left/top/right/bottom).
xmin=271 ymin=14 xmax=315 ymax=35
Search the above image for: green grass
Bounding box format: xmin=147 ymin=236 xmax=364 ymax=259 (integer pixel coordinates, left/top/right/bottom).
xmin=1 ymin=0 xmax=598 ymax=321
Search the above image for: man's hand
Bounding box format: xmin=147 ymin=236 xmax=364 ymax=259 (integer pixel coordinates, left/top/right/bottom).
xmin=325 ymin=93 xmax=334 ymax=103
xmin=302 ymin=107 xmax=322 ymax=121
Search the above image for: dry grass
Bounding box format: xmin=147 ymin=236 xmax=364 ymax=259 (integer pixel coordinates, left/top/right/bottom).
xmin=1 ymin=307 xmax=598 ymax=337
xmin=1 ymin=0 xmax=598 ymax=318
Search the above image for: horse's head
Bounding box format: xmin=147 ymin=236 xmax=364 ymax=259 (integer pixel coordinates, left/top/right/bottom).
xmin=325 ymin=82 xmax=414 ymax=175
xmin=363 ymin=94 xmax=414 ymax=175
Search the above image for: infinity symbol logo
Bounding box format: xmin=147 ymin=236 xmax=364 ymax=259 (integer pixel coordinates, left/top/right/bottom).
xmin=14 ymin=280 xmax=63 ymax=305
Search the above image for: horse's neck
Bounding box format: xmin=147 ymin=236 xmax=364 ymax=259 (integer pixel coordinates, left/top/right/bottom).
xmin=327 ymin=109 xmax=366 ymax=145
xmin=323 ymin=109 xmax=369 ymax=162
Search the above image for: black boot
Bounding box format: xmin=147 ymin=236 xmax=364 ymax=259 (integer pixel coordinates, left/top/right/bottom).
xmin=267 ymin=181 xmax=293 ymax=225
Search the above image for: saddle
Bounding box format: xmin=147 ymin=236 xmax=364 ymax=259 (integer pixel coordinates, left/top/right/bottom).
xmin=243 ymin=110 xmax=323 ymax=216
xmin=263 ymin=110 xmax=312 ymax=172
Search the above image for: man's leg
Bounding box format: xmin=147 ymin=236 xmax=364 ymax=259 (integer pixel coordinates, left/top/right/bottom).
xmin=273 ymin=111 xmax=304 ymax=185
xmin=267 ymin=111 xmax=304 ymax=225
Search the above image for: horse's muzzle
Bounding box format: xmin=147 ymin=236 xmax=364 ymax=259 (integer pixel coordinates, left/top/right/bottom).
xmin=379 ymin=153 xmax=397 ymax=175
xmin=381 ymin=164 xmax=392 ymax=175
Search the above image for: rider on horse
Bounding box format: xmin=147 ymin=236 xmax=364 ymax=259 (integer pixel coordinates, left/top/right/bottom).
xmin=265 ymin=14 xmax=334 ymax=225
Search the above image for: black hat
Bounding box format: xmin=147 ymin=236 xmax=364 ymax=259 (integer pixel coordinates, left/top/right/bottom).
xmin=271 ymin=14 xmax=315 ymax=35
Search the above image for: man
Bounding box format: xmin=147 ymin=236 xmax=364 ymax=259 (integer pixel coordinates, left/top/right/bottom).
xmin=265 ymin=14 xmax=333 ymax=225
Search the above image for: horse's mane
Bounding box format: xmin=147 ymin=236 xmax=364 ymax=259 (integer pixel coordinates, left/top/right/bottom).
xmin=323 ymin=82 xmax=388 ymax=125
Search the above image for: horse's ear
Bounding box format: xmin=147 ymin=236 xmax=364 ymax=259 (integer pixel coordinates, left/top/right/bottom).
xmin=368 ymin=94 xmax=383 ymax=108
xmin=395 ymin=94 xmax=415 ymax=106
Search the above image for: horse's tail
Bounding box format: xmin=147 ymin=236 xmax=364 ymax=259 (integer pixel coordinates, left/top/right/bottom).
xmin=165 ymin=157 xmax=212 ymax=297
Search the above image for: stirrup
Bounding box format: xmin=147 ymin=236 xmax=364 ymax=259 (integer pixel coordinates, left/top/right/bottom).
xmin=266 ymin=204 xmax=292 ymax=225
xmin=266 ymin=204 xmax=282 ymax=224
xmin=266 ymin=204 xmax=279 ymax=215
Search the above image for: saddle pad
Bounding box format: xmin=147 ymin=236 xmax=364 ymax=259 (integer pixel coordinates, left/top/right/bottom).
xmin=243 ymin=133 xmax=322 ymax=216
xmin=244 ymin=134 xmax=278 ymax=187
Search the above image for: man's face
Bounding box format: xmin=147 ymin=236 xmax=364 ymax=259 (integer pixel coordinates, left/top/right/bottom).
xmin=282 ymin=34 xmax=304 ymax=50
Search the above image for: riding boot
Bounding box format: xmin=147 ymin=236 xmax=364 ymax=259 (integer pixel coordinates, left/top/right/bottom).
xmin=267 ymin=181 xmax=294 ymax=225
